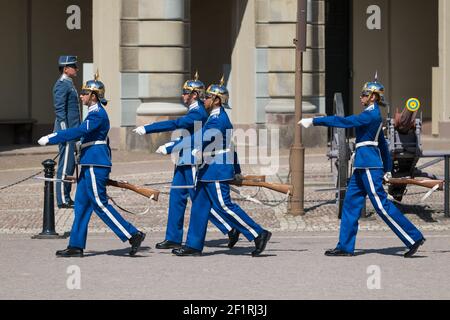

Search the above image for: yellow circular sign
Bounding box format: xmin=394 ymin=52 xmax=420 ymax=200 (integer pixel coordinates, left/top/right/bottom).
xmin=406 ymin=98 xmax=420 ymax=112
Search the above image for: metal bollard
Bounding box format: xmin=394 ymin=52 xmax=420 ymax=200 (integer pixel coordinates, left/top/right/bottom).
xmin=32 ymin=159 xmax=61 ymax=239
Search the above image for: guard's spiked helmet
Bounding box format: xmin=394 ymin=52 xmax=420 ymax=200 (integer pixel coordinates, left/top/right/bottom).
xmin=182 ymin=71 xmax=206 ymax=100
xmin=205 ymin=76 xmax=230 ymax=109
xmin=361 ymin=72 xmax=386 ymax=106
xmin=82 ymin=71 xmax=105 ymax=100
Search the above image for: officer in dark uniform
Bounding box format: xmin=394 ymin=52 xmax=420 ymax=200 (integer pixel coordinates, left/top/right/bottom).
xmin=299 ymin=77 xmax=426 ymax=258
xmin=53 ymin=55 xmax=81 ymax=209
xmin=170 ymin=77 xmax=272 ymax=257
xmin=133 ymin=73 xmax=239 ymax=250
xmin=38 ymin=74 xmax=145 ymax=257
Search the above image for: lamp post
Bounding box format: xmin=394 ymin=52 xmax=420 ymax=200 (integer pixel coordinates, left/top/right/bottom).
xmin=288 ymin=0 xmax=307 ymax=216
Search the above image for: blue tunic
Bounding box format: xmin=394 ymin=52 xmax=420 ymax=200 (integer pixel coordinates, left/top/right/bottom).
xmin=53 ymin=75 xmax=80 ymax=131
xmin=48 ymin=103 xmax=112 ymax=167
xmin=145 ymin=101 xmax=208 ymax=166
xmin=313 ymin=103 xmax=391 ymax=172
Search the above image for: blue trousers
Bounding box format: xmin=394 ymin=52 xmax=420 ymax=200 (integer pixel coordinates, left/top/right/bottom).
xmin=337 ymin=168 xmax=424 ymax=253
xmin=56 ymin=141 xmax=76 ymax=206
xmin=185 ymin=181 xmax=264 ymax=251
xmin=68 ymin=166 xmax=139 ymax=249
xmin=165 ymin=165 xmax=231 ymax=244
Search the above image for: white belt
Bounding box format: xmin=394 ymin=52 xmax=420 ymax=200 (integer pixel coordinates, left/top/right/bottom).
xmin=203 ymin=148 xmax=231 ymax=157
xmin=355 ymin=141 xmax=378 ymax=149
xmin=81 ymin=140 xmax=107 ymax=150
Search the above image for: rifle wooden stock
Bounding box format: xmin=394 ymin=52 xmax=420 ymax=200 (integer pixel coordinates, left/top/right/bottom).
xmin=388 ymin=178 xmax=444 ymax=190
xmin=65 ymin=176 xmax=160 ymax=200
xmin=241 ymin=175 xmax=266 ymax=182
xmin=230 ymin=179 xmax=292 ymax=194
xmin=106 ymin=179 xmax=160 ymax=200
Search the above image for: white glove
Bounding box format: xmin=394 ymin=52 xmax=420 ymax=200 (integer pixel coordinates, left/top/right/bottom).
xmin=191 ymin=148 xmax=202 ymax=162
xmin=156 ymin=145 xmax=167 ymax=155
xmin=383 ymin=172 xmax=392 ymax=183
xmin=38 ymin=136 xmax=49 ymax=146
xmin=298 ymin=118 xmax=314 ymax=128
xmin=132 ymin=126 xmax=146 ymax=136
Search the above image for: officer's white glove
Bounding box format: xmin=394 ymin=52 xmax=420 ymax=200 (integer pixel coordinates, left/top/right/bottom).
xmin=298 ymin=118 xmax=314 ymax=128
xmin=132 ymin=126 xmax=146 ymax=136
xmin=156 ymin=145 xmax=167 ymax=155
xmin=191 ymin=148 xmax=202 ymax=163
xmin=38 ymin=135 xmax=49 ymax=146
xmin=383 ymin=172 xmax=392 ymax=183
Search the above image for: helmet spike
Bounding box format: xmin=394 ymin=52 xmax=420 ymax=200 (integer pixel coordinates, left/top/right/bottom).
xmin=194 ymin=70 xmax=199 ymax=81
xmin=219 ymin=75 xmax=224 ymax=86
xmin=94 ymin=69 xmax=100 ymax=81
xmin=374 ymin=70 xmax=378 ymax=82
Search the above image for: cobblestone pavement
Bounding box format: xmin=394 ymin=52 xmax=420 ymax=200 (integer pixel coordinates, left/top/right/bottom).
xmin=0 ymin=143 xmax=449 ymax=236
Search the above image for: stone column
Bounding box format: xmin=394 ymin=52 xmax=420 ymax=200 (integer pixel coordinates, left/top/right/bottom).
xmin=433 ymin=0 xmax=450 ymax=137
xmin=121 ymin=0 xmax=190 ymax=151
xmin=255 ymin=0 xmax=326 ymax=147
xmin=93 ymin=0 xmax=121 ymax=147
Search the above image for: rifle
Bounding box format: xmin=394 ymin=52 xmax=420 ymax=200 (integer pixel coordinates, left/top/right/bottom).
xmin=388 ymin=178 xmax=444 ymax=190
xmin=230 ymin=175 xmax=292 ymax=194
xmin=65 ymin=176 xmax=160 ymax=200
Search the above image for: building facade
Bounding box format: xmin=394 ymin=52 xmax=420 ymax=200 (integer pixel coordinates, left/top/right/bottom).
xmin=1 ymin=0 xmax=449 ymax=149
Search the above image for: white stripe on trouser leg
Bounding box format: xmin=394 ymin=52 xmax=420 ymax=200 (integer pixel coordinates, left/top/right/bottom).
xmin=210 ymin=208 xmax=232 ymax=232
xmin=191 ymin=166 xmax=196 ymax=186
xmin=61 ymin=142 xmax=70 ymax=204
xmin=89 ymin=166 xmax=132 ymax=239
xmin=215 ymin=182 xmax=258 ymax=238
xmin=365 ymin=169 xmax=414 ymax=245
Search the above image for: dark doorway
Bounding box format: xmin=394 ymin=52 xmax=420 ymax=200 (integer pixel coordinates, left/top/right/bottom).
xmin=190 ymin=0 xmax=233 ymax=86
xmin=325 ymin=0 xmax=351 ymax=116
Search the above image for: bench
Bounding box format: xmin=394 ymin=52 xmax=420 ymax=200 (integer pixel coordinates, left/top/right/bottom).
xmin=0 ymin=119 xmax=37 ymax=144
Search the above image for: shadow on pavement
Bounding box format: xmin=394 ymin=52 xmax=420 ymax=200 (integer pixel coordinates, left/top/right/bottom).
xmin=305 ymin=200 xmax=336 ymax=213
xmin=83 ymin=246 xmax=152 ymax=258
xmin=354 ymin=246 xmax=427 ymax=258
xmin=394 ymin=203 xmax=438 ymax=223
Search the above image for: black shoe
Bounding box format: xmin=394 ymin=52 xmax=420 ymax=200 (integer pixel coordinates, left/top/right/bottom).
xmin=227 ymin=228 xmax=240 ymax=249
xmin=252 ymin=230 xmax=272 ymax=257
xmin=156 ymin=240 xmax=182 ymax=249
xmin=404 ymin=238 xmax=426 ymax=258
xmin=58 ymin=200 xmax=75 ymax=209
xmin=129 ymin=231 xmax=146 ymax=256
xmin=172 ymin=246 xmax=202 ymax=256
xmin=55 ymin=247 xmax=83 ymax=257
xmin=324 ymin=248 xmax=354 ymax=257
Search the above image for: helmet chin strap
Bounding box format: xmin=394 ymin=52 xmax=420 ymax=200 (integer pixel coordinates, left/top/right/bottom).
xmin=87 ymin=93 xmax=98 ymax=106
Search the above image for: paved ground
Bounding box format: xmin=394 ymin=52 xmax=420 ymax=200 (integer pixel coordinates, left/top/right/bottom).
xmin=0 ymin=231 xmax=449 ymax=300
xmin=0 ymin=141 xmax=449 ymax=300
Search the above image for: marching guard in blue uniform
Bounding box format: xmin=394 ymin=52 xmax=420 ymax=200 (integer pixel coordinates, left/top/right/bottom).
xmin=299 ymin=77 xmax=425 ymax=257
xmin=38 ymin=74 xmax=146 ymax=257
xmin=170 ymin=78 xmax=272 ymax=257
xmin=133 ymin=73 xmax=239 ymax=249
xmin=53 ymin=56 xmax=81 ymax=209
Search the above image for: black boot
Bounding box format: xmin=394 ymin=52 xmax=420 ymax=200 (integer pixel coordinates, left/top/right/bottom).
xmin=129 ymin=231 xmax=146 ymax=256
xmin=172 ymin=246 xmax=202 ymax=256
xmin=156 ymin=240 xmax=182 ymax=249
xmin=404 ymin=238 xmax=426 ymax=258
xmin=252 ymin=230 xmax=272 ymax=257
xmin=324 ymin=248 xmax=354 ymax=257
xmin=55 ymin=247 xmax=83 ymax=257
xmin=227 ymin=228 xmax=240 ymax=249
xmin=58 ymin=199 xmax=75 ymax=209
